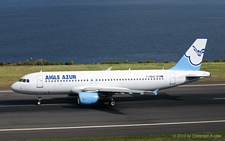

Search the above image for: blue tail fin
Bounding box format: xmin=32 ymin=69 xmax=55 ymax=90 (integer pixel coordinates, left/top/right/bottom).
xmin=170 ymin=38 xmax=207 ymax=71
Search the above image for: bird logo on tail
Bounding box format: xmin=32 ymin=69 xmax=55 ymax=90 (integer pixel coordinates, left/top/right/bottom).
xmin=192 ymin=46 xmax=205 ymax=57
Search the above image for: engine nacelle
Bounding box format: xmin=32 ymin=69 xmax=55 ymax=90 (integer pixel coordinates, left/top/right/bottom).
xmin=78 ymin=92 xmax=99 ymax=105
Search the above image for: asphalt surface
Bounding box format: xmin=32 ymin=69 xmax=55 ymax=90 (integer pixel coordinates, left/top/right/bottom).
xmin=0 ymin=82 xmax=225 ymax=141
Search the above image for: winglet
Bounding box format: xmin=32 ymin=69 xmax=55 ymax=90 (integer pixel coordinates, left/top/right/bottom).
xmin=153 ymin=89 xmax=159 ymax=95
xmin=103 ymin=67 xmax=112 ymax=71
xmin=170 ymin=38 xmax=207 ymax=71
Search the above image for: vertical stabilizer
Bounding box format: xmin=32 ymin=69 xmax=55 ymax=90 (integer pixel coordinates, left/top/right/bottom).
xmin=170 ymin=38 xmax=207 ymax=71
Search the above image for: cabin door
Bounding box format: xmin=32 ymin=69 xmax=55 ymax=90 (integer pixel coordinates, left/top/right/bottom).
xmin=37 ymin=75 xmax=43 ymax=88
xmin=170 ymin=72 xmax=176 ymax=85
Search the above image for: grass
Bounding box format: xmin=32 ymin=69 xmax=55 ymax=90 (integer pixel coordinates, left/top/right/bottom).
xmin=29 ymin=131 xmax=225 ymax=141
xmin=2 ymin=63 xmax=225 ymax=140
xmin=0 ymin=62 xmax=225 ymax=88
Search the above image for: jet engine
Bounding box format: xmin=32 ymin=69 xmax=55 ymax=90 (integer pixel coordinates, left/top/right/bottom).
xmin=77 ymin=92 xmax=99 ymax=105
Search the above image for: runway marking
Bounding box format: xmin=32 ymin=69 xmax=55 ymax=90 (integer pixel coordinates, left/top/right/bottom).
xmin=0 ymin=103 xmax=67 ymax=108
xmin=214 ymin=98 xmax=225 ymax=100
xmin=0 ymin=90 xmax=12 ymax=93
xmin=178 ymin=84 xmax=225 ymax=87
xmin=0 ymin=120 xmax=225 ymax=132
xmin=0 ymin=105 xmax=37 ymax=108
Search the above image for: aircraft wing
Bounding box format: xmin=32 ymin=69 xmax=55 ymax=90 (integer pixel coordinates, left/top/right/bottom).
xmin=70 ymin=86 xmax=150 ymax=95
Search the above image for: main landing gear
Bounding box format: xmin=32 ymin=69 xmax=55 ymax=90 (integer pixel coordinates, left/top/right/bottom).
xmin=37 ymin=95 xmax=42 ymax=105
xmin=108 ymin=97 xmax=116 ymax=107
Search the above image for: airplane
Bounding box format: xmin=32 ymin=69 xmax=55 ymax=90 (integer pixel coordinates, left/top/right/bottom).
xmin=11 ymin=38 xmax=210 ymax=107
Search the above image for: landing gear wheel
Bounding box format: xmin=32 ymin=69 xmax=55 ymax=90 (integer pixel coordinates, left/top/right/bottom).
xmin=37 ymin=95 xmax=42 ymax=106
xmin=109 ymin=100 xmax=116 ymax=107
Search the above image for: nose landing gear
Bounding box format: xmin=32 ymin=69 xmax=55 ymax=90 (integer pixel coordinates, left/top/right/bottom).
xmin=37 ymin=95 xmax=42 ymax=105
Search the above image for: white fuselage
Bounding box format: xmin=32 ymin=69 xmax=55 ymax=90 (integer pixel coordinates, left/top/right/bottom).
xmin=11 ymin=70 xmax=210 ymax=95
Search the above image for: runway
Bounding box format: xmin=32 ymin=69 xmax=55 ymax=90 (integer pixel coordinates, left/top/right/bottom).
xmin=0 ymin=82 xmax=225 ymax=140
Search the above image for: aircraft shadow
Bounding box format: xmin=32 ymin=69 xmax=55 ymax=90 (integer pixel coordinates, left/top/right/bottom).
xmin=0 ymin=93 xmax=183 ymax=114
xmin=115 ymin=93 xmax=183 ymax=102
xmin=0 ymin=93 xmax=183 ymax=106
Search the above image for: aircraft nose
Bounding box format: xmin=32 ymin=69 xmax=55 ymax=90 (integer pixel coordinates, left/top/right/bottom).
xmin=11 ymin=82 xmax=19 ymax=93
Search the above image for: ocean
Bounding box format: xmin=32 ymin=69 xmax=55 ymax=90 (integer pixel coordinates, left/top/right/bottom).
xmin=1 ymin=0 xmax=225 ymax=64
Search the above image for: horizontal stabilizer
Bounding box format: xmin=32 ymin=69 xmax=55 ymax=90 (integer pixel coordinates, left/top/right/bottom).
xmin=186 ymin=71 xmax=210 ymax=78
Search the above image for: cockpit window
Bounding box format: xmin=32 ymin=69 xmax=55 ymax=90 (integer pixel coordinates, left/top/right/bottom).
xmin=18 ymin=79 xmax=30 ymax=83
